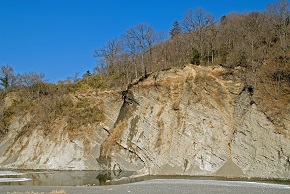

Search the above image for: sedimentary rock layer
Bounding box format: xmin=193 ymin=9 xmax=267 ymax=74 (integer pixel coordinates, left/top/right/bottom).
xmin=0 ymin=65 xmax=289 ymax=179
xmin=99 ymin=65 xmax=290 ymax=179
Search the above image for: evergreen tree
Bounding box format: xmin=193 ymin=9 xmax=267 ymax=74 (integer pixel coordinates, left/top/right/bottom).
xmin=190 ymin=49 xmax=201 ymax=65
xmin=83 ymin=70 xmax=92 ymax=78
xmin=0 ymin=64 xmax=15 ymax=90
xmin=170 ymin=21 xmax=182 ymax=38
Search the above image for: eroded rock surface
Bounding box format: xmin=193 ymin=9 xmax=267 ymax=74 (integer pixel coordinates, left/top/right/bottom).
xmin=0 ymin=91 xmax=123 ymax=170
xmin=0 ymin=65 xmax=289 ymax=179
xmin=98 ymin=65 xmax=290 ymax=179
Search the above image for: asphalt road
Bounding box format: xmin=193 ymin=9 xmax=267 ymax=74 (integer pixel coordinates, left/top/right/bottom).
xmin=1 ymin=179 xmax=290 ymax=194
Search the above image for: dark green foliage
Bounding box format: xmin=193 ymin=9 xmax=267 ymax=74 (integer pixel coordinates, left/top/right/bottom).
xmin=170 ymin=21 xmax=182 ymax=38
xmin=190 ymin=49 xmax=201 ymax=65
xmin=0 ymin=76 xmax=9 ymax=90
xmin=272 ymin=69 xmax=290 ymax=82
xmin=83 ymin=70 xmax=92 ymax=78
xmin=0 ymin=64 xmax=14 ymax=91
xmin=220 ymin=15 xmax=227 ymax=25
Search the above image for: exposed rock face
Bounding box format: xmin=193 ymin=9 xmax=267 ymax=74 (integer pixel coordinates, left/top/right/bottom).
xmin=0 ymin=91 xmax=123 ymax=170
xmin=98 ymin=65 xmax=290 ymax=179
xmin=0 ymin=65 xmax=289 ymax=179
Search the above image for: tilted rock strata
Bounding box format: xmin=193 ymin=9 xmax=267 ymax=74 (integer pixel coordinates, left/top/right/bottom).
xmin=0 ymin=65 xmax=289 ymax=179
xmin=98 ymin=65 xmax=290 ymax=179
xmin=0 ymin=91 xmax=123 ymax=170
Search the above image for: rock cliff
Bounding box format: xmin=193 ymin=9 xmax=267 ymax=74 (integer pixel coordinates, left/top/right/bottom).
xmin=0 ymin=90 xmax=123 ymax=170
xmin=99 ymin=65 xmax=290 ymax=179
xmin=0 ymin=65 xmax=290 ymax=179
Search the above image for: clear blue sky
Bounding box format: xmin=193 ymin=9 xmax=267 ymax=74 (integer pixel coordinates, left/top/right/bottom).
xmin=0 ymin=0 xmax=279 ymax=82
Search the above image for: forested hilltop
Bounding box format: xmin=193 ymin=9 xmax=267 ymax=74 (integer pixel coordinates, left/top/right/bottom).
xmin=93 ymin=0 xmax=290 ymax=87
xmin=0 ymin=0 xmax=290 ymax=138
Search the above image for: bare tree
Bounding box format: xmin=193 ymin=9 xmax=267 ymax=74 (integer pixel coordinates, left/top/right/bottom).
xmin=216 ymin=13 xmax=246 ymax=67
xmin=94 ymin=39 xmax=123 ymax=75
xmin=122 ymin=33 xmax=139 ymax=78
xmin=19 ymin=72 xmax=44 ymax=87
xmin=19 ymin=72 xmax=45 ymax=98
xmin=266 ymin=0 xmax=290 ymax=57
xmin=241 ymin=12 xmax=267 ymax=86
xmin=182 ymin=8 xmax=214 ymax=32
xmin=182 ymin=8 xmax=215 ymax=64
xmin=124 ymin=24 xmax=157 ymax=76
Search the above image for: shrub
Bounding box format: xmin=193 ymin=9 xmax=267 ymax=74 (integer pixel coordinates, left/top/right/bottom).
xmin=190 ymin=49 xmax=201 ymax=65
xmin=65 ymin=98 xmax=104 ymax=131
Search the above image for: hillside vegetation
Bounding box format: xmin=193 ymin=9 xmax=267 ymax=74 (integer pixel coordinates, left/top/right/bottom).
xmin=0 ymin=0 xmax=290 ymax=138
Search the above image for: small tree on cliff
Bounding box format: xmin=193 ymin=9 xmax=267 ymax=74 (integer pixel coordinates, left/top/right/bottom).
xmin=0 ymin=64 xmax=15 ymax=91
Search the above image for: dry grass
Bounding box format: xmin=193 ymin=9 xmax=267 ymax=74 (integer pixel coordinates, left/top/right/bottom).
xmin=210 ymin=68 xmax=231 ymax=77
xmin=65 ymin=98 xmax=104 ymax=131
xmin=0 ymin=87 xmax=104 ymax=138
xmin=101 ymin=119 xmax=128 ymax=156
